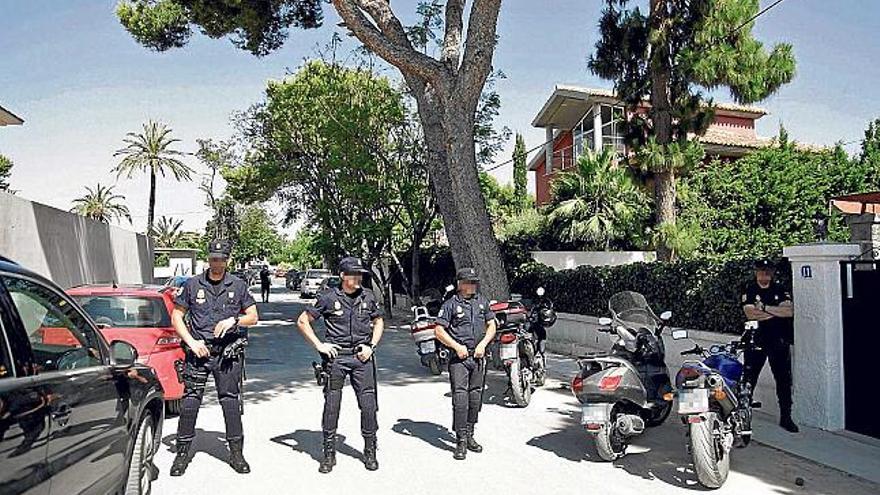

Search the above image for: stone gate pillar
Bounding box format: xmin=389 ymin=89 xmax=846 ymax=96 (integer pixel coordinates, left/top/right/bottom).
xmin=783 ymin=243 xmax=861 ymax=430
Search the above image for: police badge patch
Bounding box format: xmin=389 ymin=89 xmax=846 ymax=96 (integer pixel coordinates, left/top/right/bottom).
xmin=196 ymin=288 xmax=207 ymax=304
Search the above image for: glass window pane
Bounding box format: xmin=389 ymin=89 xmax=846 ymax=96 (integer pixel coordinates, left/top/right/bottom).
xmin=4 ymin=277 xmax=104 ymax=372
xmin=73 ymin=296 xmax=171 ymax=328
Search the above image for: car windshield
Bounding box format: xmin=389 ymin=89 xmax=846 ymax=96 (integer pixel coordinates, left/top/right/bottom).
xmin=73 ymin=295 xmax=171 ymax=328
xmin=306 ymin=270 xmax=331 ymax=279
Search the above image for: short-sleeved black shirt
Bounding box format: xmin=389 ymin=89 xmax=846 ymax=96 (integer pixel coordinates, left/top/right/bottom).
xmin=741 ymin=280 xmax=794 ymax=345
xmin=305 ymin=287 xmax=383 ymax=347
xmin=175 ymin=271 xmax=256 ymax=341
xmin=435 ymin=294 xmax=496 ymax=350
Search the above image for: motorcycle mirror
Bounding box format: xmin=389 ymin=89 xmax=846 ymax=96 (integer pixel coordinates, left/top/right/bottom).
xmin=660 ymin=310 xmax=673 ymax=321
xmin=671 ymin=329 xmax=689 ymax=340
xmin=597 ymin=317 xmax=613 ymax=326
xmin=536 ymin=287 xmax=545 ymax=297
xmin=744 ymin=320 xmax=758 ymax=330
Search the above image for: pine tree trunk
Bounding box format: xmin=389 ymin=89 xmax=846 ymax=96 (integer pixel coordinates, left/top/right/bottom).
xmin=148 ymin=168 xmax=157 ymax=237
xmin=410 ymin=239 xmax=421 ymax=300
xmin=650 ymin=0 xmax=676 ymax=262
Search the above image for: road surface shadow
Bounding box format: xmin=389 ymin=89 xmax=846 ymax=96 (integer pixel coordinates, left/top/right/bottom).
xmin=270 ymin=430 xmax=363 ymax=463
xmin=161 ymin=429 xmax=231 ymax=465
xmin=391 ymin=418 xmax=456 ymax=452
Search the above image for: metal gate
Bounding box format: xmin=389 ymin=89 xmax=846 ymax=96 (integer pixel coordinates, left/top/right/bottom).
xmin=840 ymin=260 xmax=880 ymax=439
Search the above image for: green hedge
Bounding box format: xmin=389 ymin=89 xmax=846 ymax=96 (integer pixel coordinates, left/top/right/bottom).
xmin=510 ymin=259 xmax=791 ymax=334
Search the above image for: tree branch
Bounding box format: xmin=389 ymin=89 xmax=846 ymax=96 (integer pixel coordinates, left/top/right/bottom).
xmin=332 ymin=0 xmax=448 ymax=84
xmin=459 ymin=0 xmax=501 ymax=105
xmin=441 ymin=0 xmax=465 ymax=70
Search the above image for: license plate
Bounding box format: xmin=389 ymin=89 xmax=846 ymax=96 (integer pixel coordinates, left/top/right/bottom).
xmin=580 ymin=404 xmax=611 ymax=424
xmin=420 ymin=340 xmax=436 ymax=353
xmin=500 ymin=343 xmax=518 ymax=360
xmin=678 ymin=388 xmax=710 ymax=414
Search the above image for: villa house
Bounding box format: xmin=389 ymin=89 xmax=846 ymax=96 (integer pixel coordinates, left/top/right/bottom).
xmin=529 ymin=85 xmax=772 ymax=205
xmin=0 ymin=103 xmax=24 ymax=127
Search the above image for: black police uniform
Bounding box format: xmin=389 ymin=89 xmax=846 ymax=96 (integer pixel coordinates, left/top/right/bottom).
xmin=260 ymin=267 xmax=271 ymax=303
xmin=306 ymin=286 xmax=383 ymax=441
xmin=741 ymin=280 xmax=794 ymax=419
xmin=174 ymin=270 xmax=255 ymax=446
xmin=436 ymin=292 xmax=495 ymax=439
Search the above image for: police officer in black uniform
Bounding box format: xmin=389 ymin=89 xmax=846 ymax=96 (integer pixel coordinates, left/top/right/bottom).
xmin=169 ymin=240 xmax=259 ymax=476
xmin=297 ymin=257 xmax=384 ymax=473
xmin=741 ymin=259 xmax=798 ymax=433
xmin=434 ymin=267 xmax=497 ymax=460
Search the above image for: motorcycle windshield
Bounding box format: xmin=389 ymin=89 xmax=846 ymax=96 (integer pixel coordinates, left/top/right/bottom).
xmin=608 ymin=291 xmax=659 ymax=331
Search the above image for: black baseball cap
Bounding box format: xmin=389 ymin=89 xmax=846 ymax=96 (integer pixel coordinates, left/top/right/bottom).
xmin=339 ymin=256 xmax=369 ymax=274
xmin=208 ymin=240 xmax=231 ymax=259
xmin=456 ymin=267 xmax=480 ymax=282
xmin=754 ymin=259 xmax=776 ymax=271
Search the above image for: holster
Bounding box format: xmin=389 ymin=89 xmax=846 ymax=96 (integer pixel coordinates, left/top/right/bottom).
xmin=313 ymin=355 xmax=331 ymax=387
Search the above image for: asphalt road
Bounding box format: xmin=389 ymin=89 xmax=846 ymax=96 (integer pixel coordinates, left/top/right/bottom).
xmin=151 ymin=286 xmax=878 ymax=495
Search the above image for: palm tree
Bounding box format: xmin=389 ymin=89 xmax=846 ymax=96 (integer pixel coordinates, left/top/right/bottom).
xmin=153 ymin=216 xmax=184 ymax=247
xmin=70 ymin=184 xmax=132 ymax=224
xmin=113 ymin=120 xmax=193 ymax=236
xmin=547 ymin=148 xmax=649 ymax=250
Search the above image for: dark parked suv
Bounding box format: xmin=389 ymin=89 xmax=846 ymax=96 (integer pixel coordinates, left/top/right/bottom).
xmin=0 ymin=258 xmax=165 ymax=495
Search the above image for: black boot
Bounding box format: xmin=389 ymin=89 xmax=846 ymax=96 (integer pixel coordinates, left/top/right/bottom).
xmin=466 ymin=424 xmax=483 ymax=453
xmin=228 ymin=439 xmax=251 ymax=474
xmin=780 ymin=413 xmax=800 ymax=433
xmin=169 ymin=441 xmax=191 ymax=477
xmin=454 ymin=433 xmax=468 ymax=460
xmin=319 ymin=434 xmax=337 ymax=474
xmin=363 ymin=436 xmax=379 ymax=471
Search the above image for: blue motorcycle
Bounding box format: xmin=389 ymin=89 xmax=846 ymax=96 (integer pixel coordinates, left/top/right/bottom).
xmin=670 ymin=323 xmax=759 ymax=489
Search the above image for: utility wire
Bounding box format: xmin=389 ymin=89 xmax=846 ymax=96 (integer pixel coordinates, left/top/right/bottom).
xmin=482 ymin=0 xmax=794 ymax=174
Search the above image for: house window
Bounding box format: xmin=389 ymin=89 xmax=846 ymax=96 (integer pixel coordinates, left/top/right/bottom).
xmin=601 ymin=105 xmax=626 ymax=154
xmin=572 ymin=109 xmax=595 ymax=158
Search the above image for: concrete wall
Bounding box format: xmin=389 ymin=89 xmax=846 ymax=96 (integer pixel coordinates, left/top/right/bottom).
xmin=0 ymin=192 xmax=153 ymax=288
xmin=530 ymin=250 xmax=656 ymax=270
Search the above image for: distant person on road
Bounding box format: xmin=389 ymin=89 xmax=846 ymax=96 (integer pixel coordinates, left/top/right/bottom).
xmin=260 ymin=265 xmax=271 ymax=303
xmin=433 ymin=267 xmax=497 ymax=460
xmin=168 ymin=240 xmax=259 ymax=476
xmin=741 ymin=259 xmax=798 ymax=433
xmin=296 ymin=256 xmax=384 ymax=473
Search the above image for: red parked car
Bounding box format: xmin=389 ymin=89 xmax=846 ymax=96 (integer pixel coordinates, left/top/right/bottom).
xmin=66 ymin=284 xmax=185 ymax=414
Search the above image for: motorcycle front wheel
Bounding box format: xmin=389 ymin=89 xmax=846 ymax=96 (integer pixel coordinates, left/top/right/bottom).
xmin=533 ymin=353 xmax=546 ymax=387
xmin=690 ymin=412 xmax=731 ymax=489
xmin=508 ymin=359 xmax=532 ymax=407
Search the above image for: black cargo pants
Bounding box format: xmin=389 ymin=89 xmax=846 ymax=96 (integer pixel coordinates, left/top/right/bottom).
xmin=322 ymin=353 xmax=378 ymax=438
xmin=177 ymin=350 xmax=243 ymax=443
xmin=448 ymin=356 xmax=485 ymax=436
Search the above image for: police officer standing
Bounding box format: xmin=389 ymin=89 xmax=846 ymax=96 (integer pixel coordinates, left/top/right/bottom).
xmin=434 ymin=268 xmax=496 ymax=460
xmin=741 ymin=260 xmax=798 ymax=433
xmin=297 ymin=257 xmax=384 ymax=473
xmin=260 ymin=265 xmax=272 ymax=303
xmin=169 ymin=240 xmax=259 ymax=476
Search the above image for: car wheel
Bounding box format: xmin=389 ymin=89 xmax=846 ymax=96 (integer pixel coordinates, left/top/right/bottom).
xmin=166 ymin=399 xmax=182 ymax=417
xmin=124 ymin=413 xmax=156 ymax=495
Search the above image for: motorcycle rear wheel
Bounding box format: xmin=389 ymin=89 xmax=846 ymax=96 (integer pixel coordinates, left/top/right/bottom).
xmin=594 ymin=420 xmax=627 ymax=461
xmin=508 ymin=359 xmax=532 ymax=407
xmin=690 ymin=412 xmax=731 ymax=489
xmin=427 ymin=355 xmax=442 ymax=375
xmin=534 ymin=354 xmax=546 ymax=387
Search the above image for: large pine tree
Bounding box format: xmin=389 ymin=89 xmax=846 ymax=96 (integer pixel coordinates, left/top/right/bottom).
xmin=589 ymin=0 xmax=796 ymax=260
xmin=513 ymin=133 xmax=527 ymax=202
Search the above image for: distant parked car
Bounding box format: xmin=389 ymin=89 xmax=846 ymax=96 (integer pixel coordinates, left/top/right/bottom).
xmin=231 ymin=269 xmax=256 ymax=286
xmin=274 ymin=267 xmax=288 ymax=278
xmin=67 ymin=284 xmax=186 ymax=414
xmin=318 ymin=276 xmax=342 ymax=294
xmin=0 ymin=257 xmax=165 ymax=495
xmin=299 ymin=269 xmax=332 ymax=298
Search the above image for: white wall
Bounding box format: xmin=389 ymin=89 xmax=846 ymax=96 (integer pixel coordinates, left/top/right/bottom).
xmin=531 ymin=251 xmax=656 ymax=270
xmin=0 ymin=192 xmax=153 ymax=288
xmin=545 ymin=312 xmax=783 ymax=419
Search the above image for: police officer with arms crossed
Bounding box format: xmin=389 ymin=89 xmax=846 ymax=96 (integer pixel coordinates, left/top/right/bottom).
xmin=297 ymin=256 xmax=384 ymax=473
xmin=434 ymin=267 xmax=496 ymax=460
xmin=169 ymin=240 xmax=259 ymax=476
xmin=742 ymin=259 xmax=798 ymax=433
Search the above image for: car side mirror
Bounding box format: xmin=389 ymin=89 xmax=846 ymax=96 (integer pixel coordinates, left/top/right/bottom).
xmin=660 ymin=311 xmax=672 ymax=321
xmin=671 ymin=329 xmax=689 ymax=340
xmin=536 ymin=287 xmax=545 ymax=297
xmin=110 ymin=340 xmax=138 ymax=370
xmin=597 ymin=317 xmax=613 ymax=326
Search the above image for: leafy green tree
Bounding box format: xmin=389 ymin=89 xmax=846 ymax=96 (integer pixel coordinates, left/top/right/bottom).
xmin=0 ymin=153 xmax=12 ymax=192
xmin=234 ymin=206 xmax=283 ymax=265
xmin=116 ymin=0 xmax=511 ymax=299
xmin=547 ymin=149 xmax=649 ymax=250
xmin=153 ymin=215 xmax=184 ymax=247
xmin=589 ymin=0 xmax=796 ymax=260
xmin=479 ymin=172 xmax=531 ymax=225
xmin=679 ymin=137 xmax=880 ymax=259
xmin=273 ymin=230 xmax=322 ymax=270
xmin=70 ymin=183 xmax=132 ymax=224
xmin=113 ymin=120 xmax=193 ymax=236
xmin=512 ymin=133 xmax=528 ymax=203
